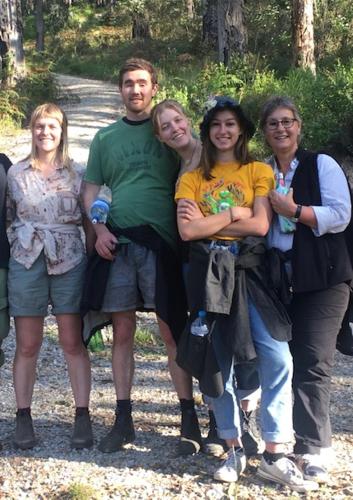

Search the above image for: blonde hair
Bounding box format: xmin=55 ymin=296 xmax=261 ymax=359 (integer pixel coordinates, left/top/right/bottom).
xmin=151 ymin=99 xmax=188 ymax=136
xmin=27 ymin=103 xmax=71 ymax=169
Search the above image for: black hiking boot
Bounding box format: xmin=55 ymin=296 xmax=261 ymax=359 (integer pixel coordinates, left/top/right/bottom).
xmin=13 ymin=409 xmax=37 ymax=450
xmin=178 ymin=408 xmax=203 ymax=456
xmin=203 ymin=410 xmax=228 ymax=457
xmin=98 ymin=412 xmax=135 ymax=453
xmin=71 ymin=408 xmax=94 ymax=449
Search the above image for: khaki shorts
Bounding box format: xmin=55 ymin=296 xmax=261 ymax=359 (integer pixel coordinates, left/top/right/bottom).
xmin=8 ymin=253 xmax=86 ymax=316
xmin=102 ymin=242 xmax=156 ymax=313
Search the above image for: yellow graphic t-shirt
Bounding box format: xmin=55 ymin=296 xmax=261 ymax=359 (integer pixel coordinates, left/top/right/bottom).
xmin=175 ymin=160 xmax=275 ymax=239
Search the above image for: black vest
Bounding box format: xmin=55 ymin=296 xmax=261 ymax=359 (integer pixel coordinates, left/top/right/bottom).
xmin=290 ymin=149 xmax=353 ymax=293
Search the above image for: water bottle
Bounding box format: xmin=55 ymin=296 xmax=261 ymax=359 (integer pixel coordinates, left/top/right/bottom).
xmin=90 ymin=187 xmax=112 ymax=224
xmin=276 ymin=173 xmax=296 ymax=233
xmin=190 ymin=310 xmax=209 ymax=337
xmin=88 ymin=330 xmax=105 ymax=352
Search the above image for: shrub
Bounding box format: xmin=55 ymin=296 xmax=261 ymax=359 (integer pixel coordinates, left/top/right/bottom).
xmin=159 ymin=62 xmax=353 ymax=159
xmin=0 ymin=60 xmax=59 ymax=129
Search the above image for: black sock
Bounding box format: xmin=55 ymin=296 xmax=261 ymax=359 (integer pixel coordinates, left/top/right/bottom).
xmin=179 ymin=398 xmax=195 ymax=413
xmin=263 ymin=450 xmax=285 ymax=464
xmin=116 ymin=399 xmax=132 ymax=415
xmin=16 ymin=407 xmax=31 ymax=416
xmin=75 ymin=407 xmax=89 ymax=416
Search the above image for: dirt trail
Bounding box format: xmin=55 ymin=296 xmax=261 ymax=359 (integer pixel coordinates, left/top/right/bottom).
xmin=1 ymin=73 xmax=123 ymax=163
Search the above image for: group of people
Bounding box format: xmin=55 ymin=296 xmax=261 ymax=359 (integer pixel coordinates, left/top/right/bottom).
xmin=1 ymin=57 xmax=351 ymax=493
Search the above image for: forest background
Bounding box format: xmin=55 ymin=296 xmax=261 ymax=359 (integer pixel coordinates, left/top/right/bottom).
xmin=1 ymin=0 xmax=353 ymax=160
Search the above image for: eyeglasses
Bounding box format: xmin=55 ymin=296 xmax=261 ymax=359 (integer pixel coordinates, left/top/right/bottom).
xmin=266 ymin=118 xmax=297 ymax=130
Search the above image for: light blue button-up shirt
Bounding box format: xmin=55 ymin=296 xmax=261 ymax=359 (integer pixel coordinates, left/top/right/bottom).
xmin=267 ymin=154 xmax=351 ymax=252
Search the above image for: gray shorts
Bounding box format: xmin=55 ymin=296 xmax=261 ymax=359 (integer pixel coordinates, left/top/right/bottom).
xmin=102 ymin=242 xmax=156 ymax=313
xmin=8 ymin=253 xmax=86 ymax=316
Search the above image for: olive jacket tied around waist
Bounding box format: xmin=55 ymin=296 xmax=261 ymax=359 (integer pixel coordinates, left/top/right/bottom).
xmin=186 ymin=236 xmax=292 ymax=362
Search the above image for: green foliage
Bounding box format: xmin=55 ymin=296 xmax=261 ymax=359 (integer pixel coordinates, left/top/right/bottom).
xmin=16 ymin=0 xmax=353 ymax=161
xmin=63 ymin=482 xmax=100 ymax=500
xmin=135 ymin=326 xmax=163 ymax=349
xmin=0 ymin=58 xmax=58 ymax=128
xmin=0 ymin=89 xmax=26 ymax=128
xmin=158 ymin=62 xmax=353 ymax=159
xmin=16 ymin=69 xmax=58 ymax=120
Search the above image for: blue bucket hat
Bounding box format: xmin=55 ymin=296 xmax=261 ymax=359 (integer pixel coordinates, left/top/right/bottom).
xmin=199 ymin=96 xmax=256 ymax=143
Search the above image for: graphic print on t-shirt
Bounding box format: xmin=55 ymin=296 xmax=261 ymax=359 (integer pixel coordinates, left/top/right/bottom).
xmin=199 ymin=177 xmax=245 ymax=215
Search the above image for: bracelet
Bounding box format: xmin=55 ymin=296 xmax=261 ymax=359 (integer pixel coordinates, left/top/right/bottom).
xmin=292 ymin=204 xmax=302 ymax=222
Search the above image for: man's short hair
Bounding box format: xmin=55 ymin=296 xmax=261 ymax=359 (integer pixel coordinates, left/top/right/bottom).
xmin=118 ymin=58 xmax=158 ymax=88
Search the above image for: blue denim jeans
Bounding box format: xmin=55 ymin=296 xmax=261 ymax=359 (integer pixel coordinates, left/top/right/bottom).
xmin=209 ymin=298 xmax=293 ymax=443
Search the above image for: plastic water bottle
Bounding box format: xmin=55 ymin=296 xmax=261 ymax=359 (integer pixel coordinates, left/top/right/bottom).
xmin=276 ymin=173 xmax=296 ymax=233
xmin=90 ymin=187 xmax=112 ymax=224
xmin=190 ymin=310 xmax=209 ymax=337
xmin=88 ymin=330 xmax=105 ymax=352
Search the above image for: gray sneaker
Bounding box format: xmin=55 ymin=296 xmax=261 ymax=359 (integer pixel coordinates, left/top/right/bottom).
xmin=257 ymin=456 xmax=319 ymax=492
xmin=296 ymin=454 xmax=329 ymax=484
xmin=214 ymin=447 xmax=246 ymax=483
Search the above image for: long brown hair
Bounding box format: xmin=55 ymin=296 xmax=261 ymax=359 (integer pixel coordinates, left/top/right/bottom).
xmin=200 ymin=108 xmax=253 ymax=181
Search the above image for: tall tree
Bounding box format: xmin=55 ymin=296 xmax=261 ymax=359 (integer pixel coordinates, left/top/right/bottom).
xmin=0 ymin=0 xmax=25 ymax=86
xmin=186 ymin=0 xmax=194 ymax=20
xmin=203 ymin=0 xmax=247 ymax=66
xmin=292 ymin=0 xmax=316 ymax=74
xmin=35 ymin=0 xmax=44 ymax=52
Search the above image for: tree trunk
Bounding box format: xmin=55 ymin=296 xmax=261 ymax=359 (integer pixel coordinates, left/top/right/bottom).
xmin=217 ymin=0 xmax=247 ymax=65
xmin=186 ymin=0 xmax=194 ymax=20
xmin=0 ymin=0 xmax=25 ymax=86
xmin=203 ymin=0 xmax=247 ymax=65
xmin=35 ymin=0 xmax=44 ymax=52
xmin=202 ymin=0 xmax=218 ymax=50
xmin=292 ymin=0 xmax=316 ymax=75
xmin=132 ymin=13 xmax=151 ymax=40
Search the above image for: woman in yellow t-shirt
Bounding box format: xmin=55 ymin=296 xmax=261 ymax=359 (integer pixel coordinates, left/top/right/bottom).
xmin=175 ymin=97 xmax=316 ymax=493
xmin=152 ymin=99 xmax=261 ymax=459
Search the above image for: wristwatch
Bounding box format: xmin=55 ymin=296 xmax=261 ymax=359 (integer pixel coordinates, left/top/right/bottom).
xmin=291 ymin=204 xmax=302 ymax=222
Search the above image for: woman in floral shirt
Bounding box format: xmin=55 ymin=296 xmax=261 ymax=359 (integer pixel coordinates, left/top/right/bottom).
xmin=7 ymin=103 xmax=92 ymax=450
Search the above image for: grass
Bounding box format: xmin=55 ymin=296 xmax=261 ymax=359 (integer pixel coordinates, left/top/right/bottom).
xmin=60 ymin=482 xmax=101 ymax=500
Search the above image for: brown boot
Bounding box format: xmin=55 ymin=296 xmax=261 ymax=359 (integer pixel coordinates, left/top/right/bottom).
xmin=14 ymin=408 xmax=36 ymax=450
xmin=71 ymin=408 xmax=94 ymax=449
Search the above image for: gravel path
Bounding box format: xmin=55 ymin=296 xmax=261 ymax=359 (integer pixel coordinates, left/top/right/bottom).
xmin=0 ymin=74 xmax=353 ymax=499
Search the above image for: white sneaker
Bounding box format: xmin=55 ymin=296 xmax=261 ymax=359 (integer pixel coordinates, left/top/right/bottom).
xmin=214 ymin=447 xmax=246 ymax=483
xmin=257 ymin=456 xmax=319 ymax=492
xmin=297 ymin=453 xmax=329 ymax=483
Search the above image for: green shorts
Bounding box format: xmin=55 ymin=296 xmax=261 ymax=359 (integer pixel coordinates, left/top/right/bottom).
xmin=0 ymin=268 xmax=10 ymax=367
xmin=8 ymin=253 xmax=87 ymax=317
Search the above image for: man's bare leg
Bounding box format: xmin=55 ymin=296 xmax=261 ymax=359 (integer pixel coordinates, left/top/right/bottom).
xmin=98 ymin=310 xmax=136 ymax=453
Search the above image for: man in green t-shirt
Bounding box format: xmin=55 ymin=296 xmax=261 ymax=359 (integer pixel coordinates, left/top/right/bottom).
xmin=83 ymin=58 xmax=201 ymax=455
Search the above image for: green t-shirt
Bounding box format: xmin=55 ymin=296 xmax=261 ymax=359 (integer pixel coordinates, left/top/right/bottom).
xmin=85 ymin=117 xmax=180 ymax=249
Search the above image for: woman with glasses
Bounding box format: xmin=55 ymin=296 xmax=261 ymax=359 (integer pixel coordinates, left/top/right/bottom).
xmin=260 ymin=96 xmax=352 ymax=484
xmin=174 ymin=96 xmax=318 ymax=492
